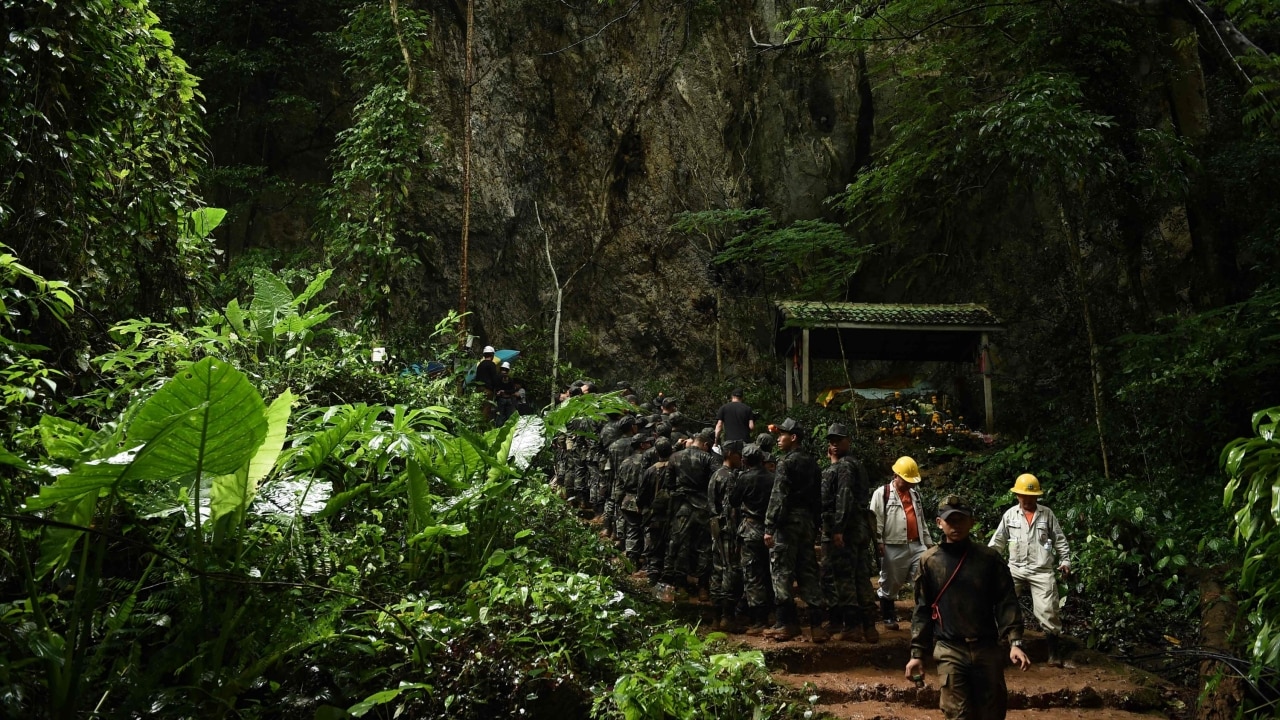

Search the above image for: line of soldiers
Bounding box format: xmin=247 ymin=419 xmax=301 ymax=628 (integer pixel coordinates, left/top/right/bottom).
xmin=554 ymin=390 xmax=883 ymax=643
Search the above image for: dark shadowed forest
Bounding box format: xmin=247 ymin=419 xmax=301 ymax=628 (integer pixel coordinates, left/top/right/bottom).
xmin=3 ymin=0 xmax=1280 ymax=717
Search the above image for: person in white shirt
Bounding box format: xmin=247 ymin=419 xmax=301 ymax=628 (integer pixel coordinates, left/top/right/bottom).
xmin=988 ymin=473 xmax=1072 ymax=667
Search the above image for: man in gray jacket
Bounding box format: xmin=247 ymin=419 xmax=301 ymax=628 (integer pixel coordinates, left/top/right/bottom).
xmin=869 ymin=455 xmax=933 ymax=630
xmin=988 ymin=473 xmax=1072 ymax=666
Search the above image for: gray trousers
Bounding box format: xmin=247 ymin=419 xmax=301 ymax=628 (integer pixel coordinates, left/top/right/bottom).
xmin=1010 ymin=565 xmax=1062 ymax=635
xmin=877 ymin=540 xmax=927 ymax=599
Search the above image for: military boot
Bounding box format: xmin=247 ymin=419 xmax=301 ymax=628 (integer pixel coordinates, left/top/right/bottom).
xmin=809 ymin=607 xmax=830 ymax=644
xmin=764 ymin=602 xmax=802 ymax=642
xmin=833 ymin=606 xmax=864 ymax=643
xmin=744 ymin=606 xmax=768 ymax=636
xmin=1047 ymin=635 xmax=1064 ymax=667
xmin=717 ymin=601 xmax=739 ymax=631
xmin=861 ymin=605 xmax=880 ymax=644
xmin=881 ymin=596 xmax=900 ymax=630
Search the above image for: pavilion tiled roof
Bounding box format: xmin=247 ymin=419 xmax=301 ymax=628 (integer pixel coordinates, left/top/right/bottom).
xmin=777 ymin=301 xmax=1001 ymax=329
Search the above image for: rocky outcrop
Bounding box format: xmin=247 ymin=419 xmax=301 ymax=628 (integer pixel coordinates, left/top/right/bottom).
xmin=413 ymin=0 xmax=864 ymax=376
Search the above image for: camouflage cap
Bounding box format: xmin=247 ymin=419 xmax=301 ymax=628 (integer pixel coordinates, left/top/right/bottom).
xmin=937 ymin=495 xmax=974 ymax=520
xmin=776 ymin=417 xmax=803 ymax=436
xmin=722 ymin=439 xmax=745 ymax=455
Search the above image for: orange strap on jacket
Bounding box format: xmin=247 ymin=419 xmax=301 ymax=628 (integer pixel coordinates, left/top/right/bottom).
xmin=930 ymin=548 xmax=969 ymax=630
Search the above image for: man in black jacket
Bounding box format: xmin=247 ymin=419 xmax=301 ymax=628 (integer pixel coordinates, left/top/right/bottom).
xmin=906 ymin=495 xmax=1030 ymax=719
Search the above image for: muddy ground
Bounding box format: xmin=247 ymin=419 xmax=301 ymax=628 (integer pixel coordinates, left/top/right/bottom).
xmin=670 ymin=594 xmax=1193 ymax=720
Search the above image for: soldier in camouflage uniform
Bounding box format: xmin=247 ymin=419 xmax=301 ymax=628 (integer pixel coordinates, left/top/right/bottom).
xmin=601 ymin=417 xmax=636 ymax=538
xmin=661 ymin=428 xmax=718 ymax=597
xmin=819 ymin=423 xmax=879 ymax=643
xmin=563 ymin=386 xmax=595 ymax=511
xmin=731 ymin=443 xmax=775 ymax=634
xmin=907 ymin=495 xmax=1029 ymax=720
xmin=707 ymin=439 xmax=745 ymax=630
xmin=763 ymin=418 xmax=828 ymax=643
xmin=638 ymin=438 xmax=676 ymax=584
xmin=616 ymin=433 xmax=654 ymax=565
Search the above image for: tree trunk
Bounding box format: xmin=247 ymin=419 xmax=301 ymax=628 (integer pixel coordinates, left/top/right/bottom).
xmin=1061 ymin=204 xmax=1112 ymax=480
xmin=457 ymin=0 xmax=474 ymax=340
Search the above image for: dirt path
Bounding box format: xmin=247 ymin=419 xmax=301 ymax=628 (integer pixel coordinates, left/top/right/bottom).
xmin=720 ymin=600 xmax=1191 ymax=720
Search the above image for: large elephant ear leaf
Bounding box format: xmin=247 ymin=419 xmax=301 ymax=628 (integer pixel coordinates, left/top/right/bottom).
xmin=210 ymin=389 xmax=293 ymax=526
xmin=127 ymin=357 xmax=268 ymax=480
xmin=28 ymin=358 xmax=267 ymax=510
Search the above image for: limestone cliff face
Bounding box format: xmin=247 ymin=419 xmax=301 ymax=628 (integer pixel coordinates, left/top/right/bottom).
xmin=412 ymin=0 xmax=863 ymax=376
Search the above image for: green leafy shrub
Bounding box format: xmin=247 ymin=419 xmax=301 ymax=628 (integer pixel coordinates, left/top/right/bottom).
xmin=1223 ymin=407 xmax=1280 ymax=680
xmin=595 ymin=627 xmax=811 ymax=720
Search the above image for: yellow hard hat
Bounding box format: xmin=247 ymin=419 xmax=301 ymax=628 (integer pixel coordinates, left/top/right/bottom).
xmin=1011 ymin=473 xmax=1043 ymax=496
xmin=892 ymin=456 xmax=922 ymax=483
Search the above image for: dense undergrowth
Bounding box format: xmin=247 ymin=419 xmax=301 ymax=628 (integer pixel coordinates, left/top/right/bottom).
xmin=0 ymin=258 xmax=814 ymax=719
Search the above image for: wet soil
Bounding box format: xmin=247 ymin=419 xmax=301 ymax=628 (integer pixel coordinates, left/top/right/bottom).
xmin=723 ymin=599 xmax=1190 ymax=719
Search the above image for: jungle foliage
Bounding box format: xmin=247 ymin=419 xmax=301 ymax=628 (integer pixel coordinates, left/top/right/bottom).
xmin=703 ymin=0 xmax=1280 ymax=684
xmin=6 ymin=0 xmax=1280 ymax=710
xmin=0 ymin=256 xmax=810 ymax=718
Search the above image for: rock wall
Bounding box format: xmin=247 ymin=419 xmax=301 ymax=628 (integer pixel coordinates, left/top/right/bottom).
xmin=412 ymin=0 xmax=864 ymax=378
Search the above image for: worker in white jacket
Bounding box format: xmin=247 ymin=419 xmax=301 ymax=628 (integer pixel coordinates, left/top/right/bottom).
xmin=868 ymin=456 xmax=933 ymax=630
xmin=988 ymin=473 xmax=1072 ymax=667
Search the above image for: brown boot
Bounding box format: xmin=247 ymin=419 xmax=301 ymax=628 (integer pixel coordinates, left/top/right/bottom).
xmin=809 ymin=608 xmax=830 ymax=644
xmin=862 ymin=618 xmax=880 ymax=644
xmin=763 ymin=603 xmax=802 ymax=642
xmin=834 ymin=606 xmax=864 ymax=642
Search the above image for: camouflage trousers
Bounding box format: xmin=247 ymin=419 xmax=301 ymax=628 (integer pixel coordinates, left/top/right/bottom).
xmin=738 ymin=518 xmax=771 ymax=608
xmin=595 ymin=470 xmax=614 ymax=523
xmin=934 ymin=640 xmax=1008 ymax=720
xmin=619 ymin=508 xmax=645 ymax=562
xmin=821 ymin=539 xmax=878 ymax=618
xmin=769 ymin=512 xmax=824 ymax=609
xmin=662 ymin=498 xmax=710 ymax=586
xmin=570 ymin=453 xmax=594 ymax=506
xmin=709 ymin=517 xmax=742 ymax=604
xmin=644 ymin=511 xmax=669 ymax=583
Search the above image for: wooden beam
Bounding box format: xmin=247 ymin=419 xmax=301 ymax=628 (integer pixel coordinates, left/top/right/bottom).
xmin=786 ymin=322 xmax=1004 ymax=333
xmin=982 ymin=332 xmax=994 ymax=434
xmin=802 ymin=328 xmax=811 ymax=406
xmin=784 ymin=356 xmax=793 ymax=409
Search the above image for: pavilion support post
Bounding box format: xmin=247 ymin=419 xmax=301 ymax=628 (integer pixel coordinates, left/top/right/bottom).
xmin=981 ymin=332 xmax=994 ymax=434
xmin=802 ymin=329 xmax=811 ymax=407
xmin=785 ymin=356 xmax=793 ymax=409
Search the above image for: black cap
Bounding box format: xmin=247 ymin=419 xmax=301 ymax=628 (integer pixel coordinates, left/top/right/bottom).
xmin=730 ymin=388 xmax=744 ymax=398
xmin=776 ymin=418 xmax=803 ymax=435
xmin=937 ymin=494 xmax=974 ymax=520
xmin=722 ymin=439 xmax=745 ymax=455
xmin=826 ymin=423 xmax=850 ymax=438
